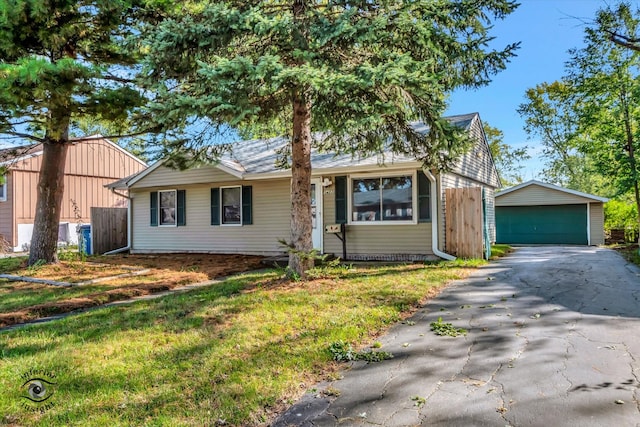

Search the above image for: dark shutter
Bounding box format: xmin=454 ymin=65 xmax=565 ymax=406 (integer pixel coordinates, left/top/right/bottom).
xmin=242 ymin=186 xmax=252 ymax=225
xmin=418 ymin=171 xmax=431 ymax=222
xmin=177 ymin=190 xmax=186 ymax=226
xmin=150 ymin=192 xmax=158 ymax=226
xmin=211 ymin=188 xmax=220 ymax=225
xmin=335 ymin=175 xmax=347 ymax=224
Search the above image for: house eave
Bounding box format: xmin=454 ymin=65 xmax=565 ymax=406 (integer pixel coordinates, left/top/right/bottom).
xmin=241 ymin=161 xmax=425 ymax=181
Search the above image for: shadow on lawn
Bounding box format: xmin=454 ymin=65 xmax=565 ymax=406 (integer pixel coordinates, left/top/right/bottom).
xmin=273 ymin=246 xmax=640 ymax=427
xmin=0 ymin=263 xmax=468 ymax=425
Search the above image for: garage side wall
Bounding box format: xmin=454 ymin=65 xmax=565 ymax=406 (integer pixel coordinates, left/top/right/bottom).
xmin=589 ymin=203 xmax=605 ymax=245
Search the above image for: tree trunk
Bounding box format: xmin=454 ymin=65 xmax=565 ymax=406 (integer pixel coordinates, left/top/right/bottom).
xmin=28 ymin=139 xmax=69 ymax=265
xmin=288 ymin=94 xmax=314 ymax=278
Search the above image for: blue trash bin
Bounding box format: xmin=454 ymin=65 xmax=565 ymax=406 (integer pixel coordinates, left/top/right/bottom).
xmin=79 ymin=224 xmax=92 ymax=255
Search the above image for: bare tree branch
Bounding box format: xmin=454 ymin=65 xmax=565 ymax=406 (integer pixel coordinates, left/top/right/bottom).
xmin=1 ymin=131 xmax=46 ymax=143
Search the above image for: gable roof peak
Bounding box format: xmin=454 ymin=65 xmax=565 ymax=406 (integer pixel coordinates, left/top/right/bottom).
xmin=496 ymin=179 xmax=609 ymax=202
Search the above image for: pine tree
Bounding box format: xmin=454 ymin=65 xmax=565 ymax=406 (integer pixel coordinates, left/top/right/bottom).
xmin=142 ymin=0 xmax=519 ymax=277
xmin=0 ymin=0 xmax=162 ymax=264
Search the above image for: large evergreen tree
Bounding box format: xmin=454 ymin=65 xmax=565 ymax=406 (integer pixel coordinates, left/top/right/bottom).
xmin=142 ymin=0 xmax=519 ymax=277
xmin=0 ymin=0 xmax=162 ymax=264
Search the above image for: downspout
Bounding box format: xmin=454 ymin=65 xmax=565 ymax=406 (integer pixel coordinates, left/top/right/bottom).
xmin=104 ymin=188 xmax=131 ymax=255
xmin=423 ymin=169 xmax=456 ymax=261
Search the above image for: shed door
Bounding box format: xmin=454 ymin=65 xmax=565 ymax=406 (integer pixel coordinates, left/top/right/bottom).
xmin=496 ymin=204 xmax=588 ymax=245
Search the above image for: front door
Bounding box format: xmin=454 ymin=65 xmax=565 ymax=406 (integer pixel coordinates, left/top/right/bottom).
xmin=311 ymin=179 xmax=323 ymax=252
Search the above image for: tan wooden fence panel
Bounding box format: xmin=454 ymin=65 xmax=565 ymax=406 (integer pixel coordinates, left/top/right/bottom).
xmin=445 ymin=187 xmax=483 ymax=259
xmin=91 ymin=207 xmax=127 ymax=254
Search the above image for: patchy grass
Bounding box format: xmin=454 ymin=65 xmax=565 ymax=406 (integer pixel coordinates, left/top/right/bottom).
xmin=490 ymin=244 xmax=513 ymax=259
xmin=0 ymin=256 xmax=24 ymax=273
xmin=0 ymin=254 xmax=265 ymax=327
xmin=611 ymin=243 xmax=640 ymax=266
xmin=0 ymin=261 xmax=477 ymax=426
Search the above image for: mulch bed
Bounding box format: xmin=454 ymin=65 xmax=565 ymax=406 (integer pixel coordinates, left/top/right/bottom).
xmin=0 ymin=253 xmax=266 ymax=328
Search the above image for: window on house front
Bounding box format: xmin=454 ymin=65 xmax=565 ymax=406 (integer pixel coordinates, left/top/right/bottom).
xmin=222 ymin=186 xmax=241 ymax=225
xmin=336 ymin=171 xmax=430 ymax=224
xmin=351 ymin=175 xmax=414 ymax=222
xmin=210 ymin=186 xmax=252 ymax=226
xmin=159 ymin=190 xmax=177 ymax=226
xmin=150 ymin=190 xmax=186 ymax=227
xmin=0 ymin=176 xmax=6 ymax=202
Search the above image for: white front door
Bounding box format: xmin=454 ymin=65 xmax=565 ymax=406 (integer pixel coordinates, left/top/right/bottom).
xmin=311 ymin=179 xmax=323 ymax=252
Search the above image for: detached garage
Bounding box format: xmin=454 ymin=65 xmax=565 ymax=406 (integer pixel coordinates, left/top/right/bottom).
xmin=495 ymin=180 xmax=608 ymax=246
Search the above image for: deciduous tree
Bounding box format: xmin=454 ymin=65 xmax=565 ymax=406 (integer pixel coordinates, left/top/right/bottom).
xmin=517 ymin=80 xmax=600 ymax=192
xmin=569 ymin=3 xmax=640 ymax=237
xmin=142 ymin=0 xmax=519 ymax=278
xmin=483 ymin=123 xmax=529 ymax=186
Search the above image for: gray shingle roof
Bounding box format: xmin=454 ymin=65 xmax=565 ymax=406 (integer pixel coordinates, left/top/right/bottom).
xmin=222 ymin=113 xmax=478 ymax=175
xmin=114 ymin=113 xmax=479 ymax=188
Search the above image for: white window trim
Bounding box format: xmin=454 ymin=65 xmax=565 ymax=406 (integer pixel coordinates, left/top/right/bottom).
xmin=0 ymin=177 xmax=6 ymax=202
xmin=347 ymin=170 xmax=418 ymax=226
xmin=158 ymin=189 xmax=177 ymax=227
xmin=220 ymin=185 xmax=243 ymax=227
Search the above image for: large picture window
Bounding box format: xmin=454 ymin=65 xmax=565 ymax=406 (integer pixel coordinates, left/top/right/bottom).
xmin=351 ymin=175 xmax=414 ymax=223
xmin=159 ymin=190 xmax=176 ymax=226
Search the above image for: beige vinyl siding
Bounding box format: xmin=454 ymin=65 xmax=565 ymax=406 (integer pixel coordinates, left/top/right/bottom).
xmin=132 ymin=165 xmax=238 ymax=189
xmin=496 ymin=185 xmax=594 ymax=206
xmin=131 ymin=179 xmax=291 ymax=255
xmin=322 ymin=175 xmax=433 ymax=258
xmin=0 ymin=173 xmax=13 ymax=246
xmin=589 ymin=203 xmax=605 ymax=245
xmin=451 ymin=117 xmax=501 ymax=188
xmin=484 ymin=187 xmax=496 ymax=243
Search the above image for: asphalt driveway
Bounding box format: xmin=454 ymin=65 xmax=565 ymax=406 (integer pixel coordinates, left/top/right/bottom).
xmin=274 ymin=246 xmax=640 ymax=426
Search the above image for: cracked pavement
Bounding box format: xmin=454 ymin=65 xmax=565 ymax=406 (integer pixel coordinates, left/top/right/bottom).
xmin=273 ymin=246 xmax=640 ymax=426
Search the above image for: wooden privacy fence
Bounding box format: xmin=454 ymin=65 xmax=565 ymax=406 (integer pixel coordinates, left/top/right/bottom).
xmin=445 ymin=187 xmax=483 ymax=259
xmin=91 ymin=207 xmax=127 ymax=254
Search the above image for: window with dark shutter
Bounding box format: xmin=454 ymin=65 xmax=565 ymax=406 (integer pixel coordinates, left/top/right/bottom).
xmin=212 ymin=186 xmax=252 ymax=226
xmin=177 ymin=190 xmax=186 ymax=226
xmin=242 ymin=186 xmax=252 ymax=225
xmin=211 ymin=188 xmax=220 ymax=225
xmin=335 ymin=176 xmax=347 ymax=224
xmin=150 ymin=192 xmax=158 ymax=226
xmin=418 ymin=171 xmax=431 ymax=222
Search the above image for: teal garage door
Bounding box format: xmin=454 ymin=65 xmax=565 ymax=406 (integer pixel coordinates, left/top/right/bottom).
xmin=496 ymin=204 xmax=588 ymax=245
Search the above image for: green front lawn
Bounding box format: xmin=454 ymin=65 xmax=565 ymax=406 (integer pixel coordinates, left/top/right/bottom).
xmin=0 ymin=261 xmax=481 ymax=426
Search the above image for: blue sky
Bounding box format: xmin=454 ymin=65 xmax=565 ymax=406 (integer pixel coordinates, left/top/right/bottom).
xmin=1 ymin=0 xmax=610 ymax=180
xmin=447 ymin=0 xmax=608 ymax=180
